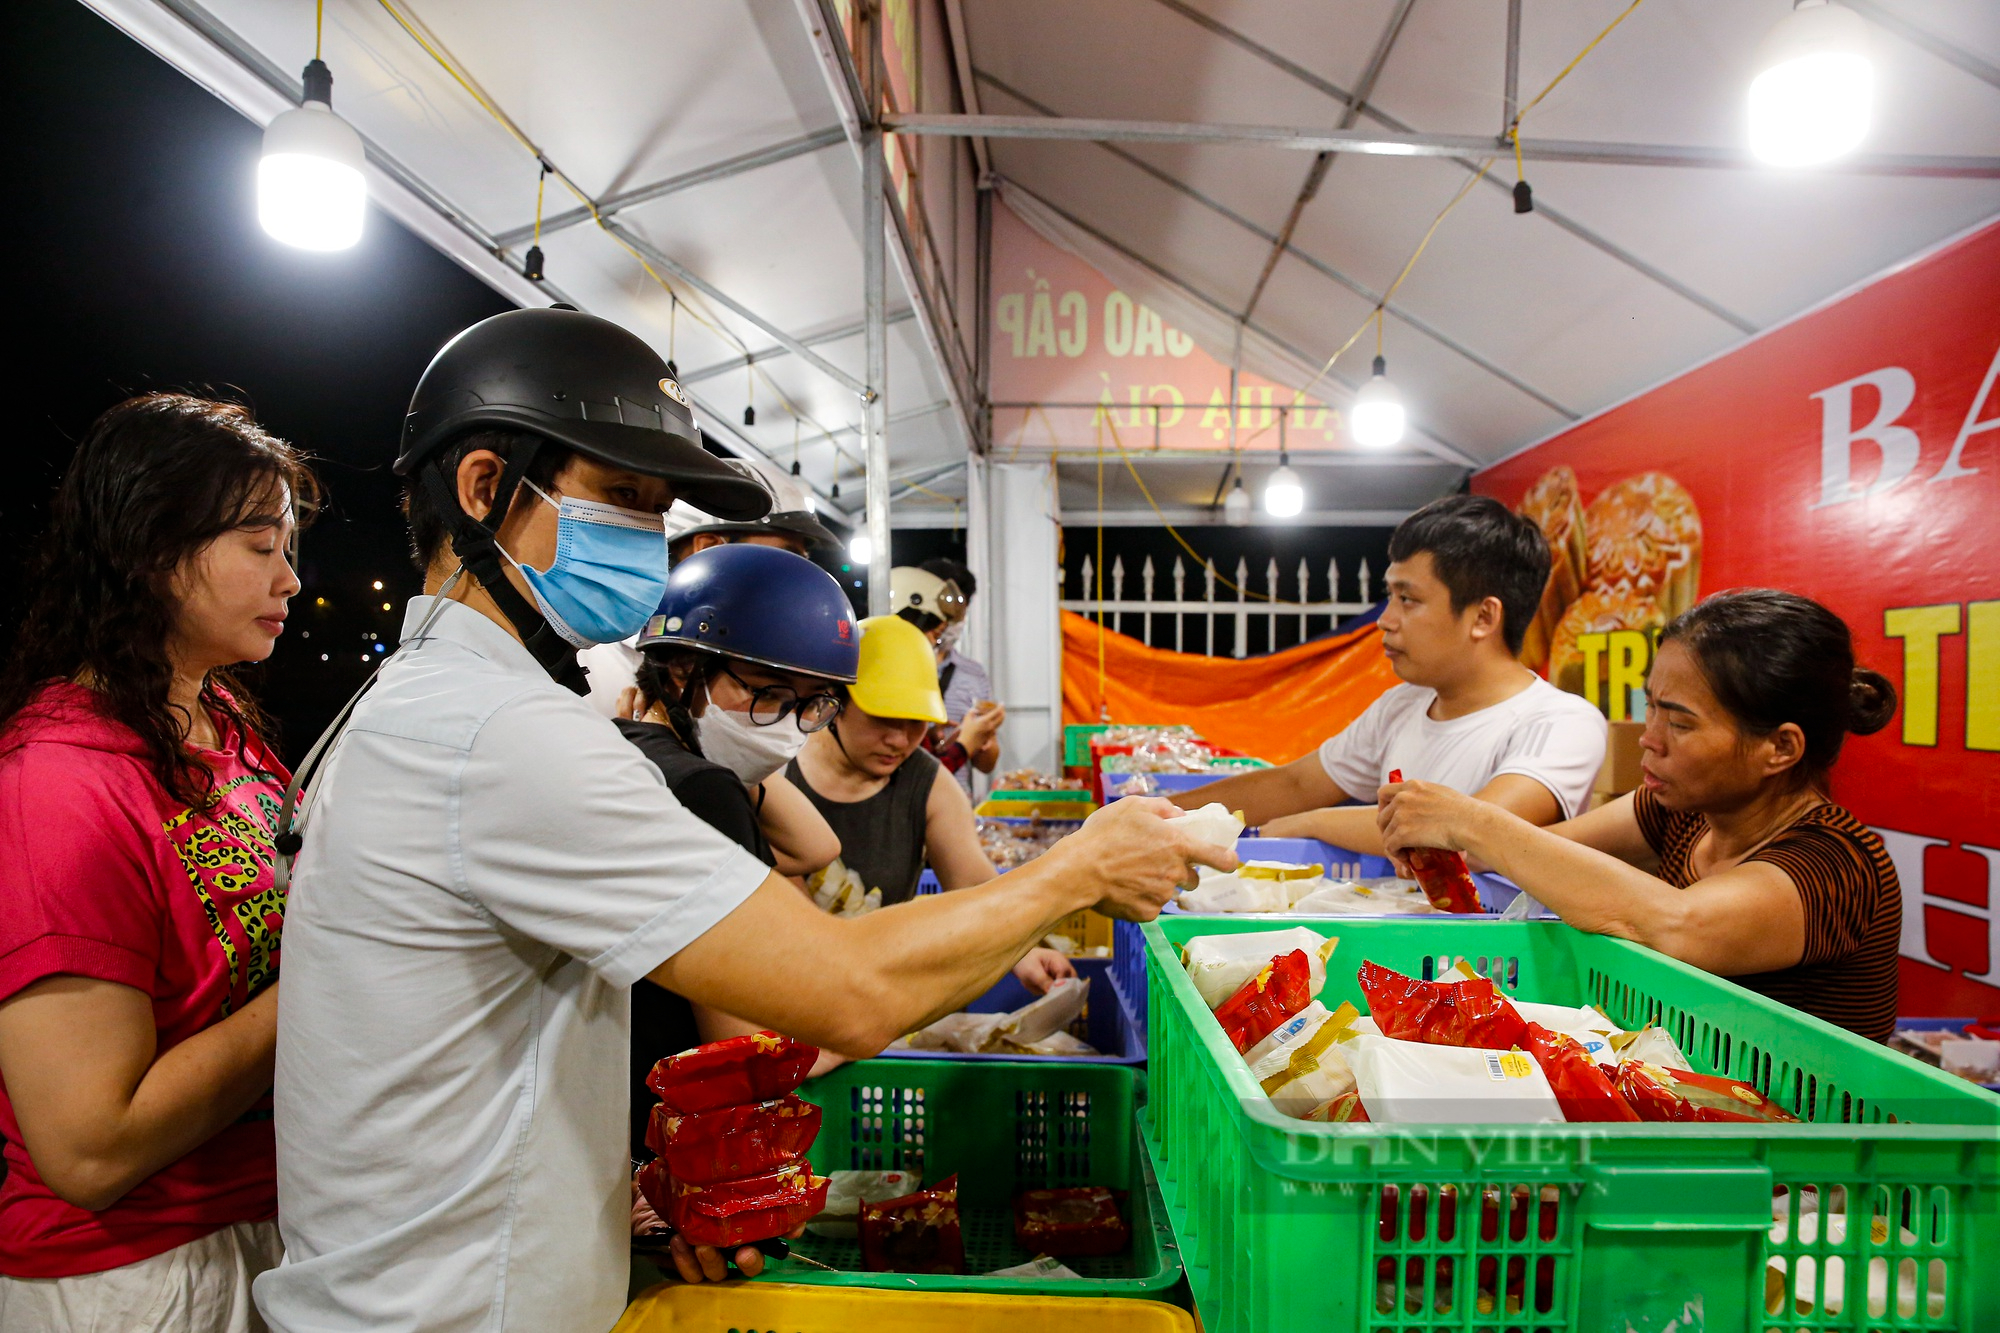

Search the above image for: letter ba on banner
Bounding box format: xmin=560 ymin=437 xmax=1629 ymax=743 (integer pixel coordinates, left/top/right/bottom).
xmin=1477 ymin=217 xmax=2000 ymax=1018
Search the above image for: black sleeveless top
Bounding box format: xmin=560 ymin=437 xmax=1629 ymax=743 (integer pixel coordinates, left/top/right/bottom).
xmin=785 ymin=746 xmax=938 ymax=906
xmin=616 ymin=718 xmax=773 ymax=1158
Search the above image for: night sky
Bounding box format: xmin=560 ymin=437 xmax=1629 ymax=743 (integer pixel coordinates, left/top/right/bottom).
xmin=6 ymin=0 xmax=516 ymax=753
xmin=5 ymin=0 xmax=1375 ymax=756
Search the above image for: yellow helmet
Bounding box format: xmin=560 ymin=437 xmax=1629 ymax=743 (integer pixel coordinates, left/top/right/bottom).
xmin=847 ymin=615 xmax=947 ymax=723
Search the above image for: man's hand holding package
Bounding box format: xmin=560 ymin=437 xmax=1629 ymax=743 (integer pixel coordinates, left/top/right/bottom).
xmin=1067 ymin=796 xmax=1240 ymax=920
xmin=1377 ymin=779 xmax=1491 ymax=864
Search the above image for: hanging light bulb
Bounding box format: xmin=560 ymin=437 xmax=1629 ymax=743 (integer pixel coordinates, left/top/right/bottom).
xmin=1350 ymin=355 xmax=1407 ymax=449
xmin=849 ymin=533 xmax=874 ymax=566
xmin=1264 ymin=452 xmax=1305 ymax=519
xmin=1223 ymin=473 xmax=1251 ymax=526
xmin=259 ymin=60 xmax=366 ymax=251
xmin=1749 ymin=0 xmax=1873 ymax=167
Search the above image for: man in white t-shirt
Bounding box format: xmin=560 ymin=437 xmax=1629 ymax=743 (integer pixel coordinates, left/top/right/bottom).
xmin=1174 ymin=495 xmax=1606 ymax=853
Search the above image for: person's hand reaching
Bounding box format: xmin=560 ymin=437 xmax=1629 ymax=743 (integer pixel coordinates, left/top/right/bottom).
xmin=1011 ymin=946 xmax=1076 ymax=995
xmin=958 ymin=700 xmax=1006 ymax=753
xmin=1057 ymin=796 xmax=1239 ymax=921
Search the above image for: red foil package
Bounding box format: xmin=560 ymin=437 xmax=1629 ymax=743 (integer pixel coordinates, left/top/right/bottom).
xmin=1524 ymin=1024 xmax=1639 ymax=1123
xmin=639 ymin=1158 xmax=831 ymax=1249
xmin=645 ymin=1031 xmax=819 ymax=1114
xmin=858 ymin=1174 xmax=965 ymax=1274
xmin=1013 ymin=1186 xmax=1130 ymax=1257
xmin=1613 ymin=1062 xmax=1801 ymax=1125
xmin=645 ymin=1095 xmax=823 ymax=1185
xmin=1214 ymin=950 xmax=1313 ymax=1054
xmin=1313 ymin=1090 xmax=1370 ymax=1123
xmin=1386 ymin=769 xmax=1484 ymax=913
xmin=1358 ymin=961 xmax=1529 ymax=1051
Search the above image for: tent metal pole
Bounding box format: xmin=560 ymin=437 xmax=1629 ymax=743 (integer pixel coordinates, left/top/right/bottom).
xmin=493 ymin=128 xmax=847 ymax=247
xmin=1504 ymin=0 xmax=1523 ymax=135
xmin=886 ymin=113 xmax=2000 ymax=179
xmin=679 ymin=309 xmax=914 ymax=386
xmin=602 ymin=219 xmax=875 ymax=402
xmin=862 ymin=8 xmax=892 ymax=617
xmin=1241 ymin=0 xmax=1414 ymax=326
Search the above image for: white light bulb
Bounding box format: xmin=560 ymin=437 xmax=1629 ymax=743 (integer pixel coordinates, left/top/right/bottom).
xmin=1748 ymin=1 xmax=1872 ymax=167
xmin=1264 ymin=464 xmax=1305 ymax=519
xmin=258 ymin=102 xmax=366 ymax=250
xmin=1223 ymin=479 xmax=1251 ymax=527
xmin=1351 ymin=360 xmax=1407 ymax=449
xmin=849 ymin=533 xmax=874 ymax=566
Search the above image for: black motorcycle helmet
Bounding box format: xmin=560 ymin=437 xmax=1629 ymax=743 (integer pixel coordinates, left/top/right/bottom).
xmin=397 ymin=307 xmax=771 ymax=691
xmin=397 ymin=307 xmax=769 ymax=519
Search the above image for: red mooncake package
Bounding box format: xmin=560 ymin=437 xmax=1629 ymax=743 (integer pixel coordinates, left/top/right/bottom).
xmin=1013 ymin=1186 xmax=1130 ymax=1257
xmin=639 ymin=1158 xmax=830 ymax=1249
xmin=858 ymin=1174 xmax=965 ymax=1274
xmin=645 ymin=1094 xmax=823 ymax=1185
xmin=645 ymin=1031 xmax=819 ymax=1114
xmin=1524 ymin=1024 xmax=1638 ymax=1123
xmin=1613 ymin=1062 xmax=1801 ymax=1125
xmin=1359 ymin=961 xmax=1529 ymax=1050
xmin=1385 ymin=770 xmax=1484 ymax=913
xmin=1214 ymin=950 xmax=1313 ymax=1054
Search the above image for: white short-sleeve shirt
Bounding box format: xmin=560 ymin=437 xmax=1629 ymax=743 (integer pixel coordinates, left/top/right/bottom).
xmin=256 ymin=599 xmax=769 ymax=1333
xmin=1317 ymin=677 xmax=1608 ymax=819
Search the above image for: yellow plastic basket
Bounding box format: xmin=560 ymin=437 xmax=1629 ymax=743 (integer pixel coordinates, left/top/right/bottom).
xmin=614 ymin=1282 xmax=1196 ymax=1332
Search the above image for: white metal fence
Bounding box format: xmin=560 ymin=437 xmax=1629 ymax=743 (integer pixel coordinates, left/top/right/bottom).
xmin=1060 ymin=554 xmax=1379 ymax=659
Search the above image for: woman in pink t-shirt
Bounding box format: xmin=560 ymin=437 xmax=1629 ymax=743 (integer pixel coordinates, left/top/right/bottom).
xmin=0 ymin=394 xmax=317 ymax=1331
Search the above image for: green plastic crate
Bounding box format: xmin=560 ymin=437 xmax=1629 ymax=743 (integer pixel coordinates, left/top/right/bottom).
xmin=756 ymin=1059 xmax=1182 ymax=1296
xmin=1140 ymin=916 xmax=2000 ymax=1333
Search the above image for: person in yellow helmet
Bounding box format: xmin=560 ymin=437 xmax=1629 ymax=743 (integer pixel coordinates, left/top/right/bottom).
xmin=788 ymin=616 xmax=1072 ymax=987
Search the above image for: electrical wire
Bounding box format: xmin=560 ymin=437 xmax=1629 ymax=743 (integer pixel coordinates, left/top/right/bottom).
xmin=371 ymin=0 xmax=868 ymax=476
xmin=314 ymin=0 xmax=324 ymax=60
xmin=1507 ymin=0 xmax=1646 ymax=180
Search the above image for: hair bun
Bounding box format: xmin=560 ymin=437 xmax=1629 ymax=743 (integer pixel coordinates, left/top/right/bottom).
xmin=1847 ymin=667 xmax=1898 ymax=736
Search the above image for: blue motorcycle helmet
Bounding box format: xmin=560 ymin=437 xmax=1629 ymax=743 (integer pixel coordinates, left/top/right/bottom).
xmin=638 ymin=543 xmax=860 ymax=683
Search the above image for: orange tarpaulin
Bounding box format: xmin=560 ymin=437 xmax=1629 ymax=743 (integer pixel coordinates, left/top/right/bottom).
xmin=1060 ymin=610 xmax=1402 ymax=764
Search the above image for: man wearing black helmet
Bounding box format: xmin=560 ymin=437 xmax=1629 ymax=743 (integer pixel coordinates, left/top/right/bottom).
xmin=256 ymin=309 xmax=1232 ymax=1333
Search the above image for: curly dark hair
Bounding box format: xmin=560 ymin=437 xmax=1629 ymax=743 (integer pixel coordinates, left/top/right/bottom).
xmin=0 ymin=394 xmax=320 ymax=807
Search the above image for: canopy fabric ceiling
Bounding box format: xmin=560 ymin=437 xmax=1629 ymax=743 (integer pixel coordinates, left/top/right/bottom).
xmin=86 ymin=0 xmax=2000 ymax=526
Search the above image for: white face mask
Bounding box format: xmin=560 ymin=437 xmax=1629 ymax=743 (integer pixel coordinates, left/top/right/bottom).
xmin=937 ymin=620 xmax=965 ymax=655
xmin=696 ymin=702 xmax=809 ymax=785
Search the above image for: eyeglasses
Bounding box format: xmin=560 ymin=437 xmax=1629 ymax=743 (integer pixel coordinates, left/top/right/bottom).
xmin=719 ymin=665 xmax=844 ymax=732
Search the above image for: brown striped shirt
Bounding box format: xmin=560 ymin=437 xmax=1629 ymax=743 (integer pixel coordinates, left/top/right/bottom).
xmin=1632 ymin=787 xmax=1900 ymax=1042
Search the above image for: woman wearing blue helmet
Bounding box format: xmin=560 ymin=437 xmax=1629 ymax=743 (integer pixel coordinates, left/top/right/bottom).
xmin=615 ymin=543 xmax=857 ymax=1158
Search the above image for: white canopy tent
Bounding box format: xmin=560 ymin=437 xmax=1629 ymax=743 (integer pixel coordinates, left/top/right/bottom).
xmin=79 ymin=0 xmax=2000 ymax=768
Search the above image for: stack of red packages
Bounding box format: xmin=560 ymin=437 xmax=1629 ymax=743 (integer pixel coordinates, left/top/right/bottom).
xmin=636 ymin=1033 xmax=830 ymax=1249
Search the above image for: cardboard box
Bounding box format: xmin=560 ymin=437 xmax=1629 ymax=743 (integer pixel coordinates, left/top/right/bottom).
xmin=1595 ymin=721 xmax=1645 ymax=797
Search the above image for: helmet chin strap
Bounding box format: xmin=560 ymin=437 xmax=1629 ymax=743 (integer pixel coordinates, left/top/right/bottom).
xmin=419 ymin=454 xmax=589 ymax=695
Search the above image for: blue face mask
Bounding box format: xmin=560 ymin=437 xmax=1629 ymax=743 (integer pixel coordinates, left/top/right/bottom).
xmin=503 ymin=480 xmax=669 ymax=648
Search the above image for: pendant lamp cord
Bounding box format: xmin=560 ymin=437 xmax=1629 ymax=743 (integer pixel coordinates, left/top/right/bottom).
xmin=314 ymin=0 xmax=323 ymax=59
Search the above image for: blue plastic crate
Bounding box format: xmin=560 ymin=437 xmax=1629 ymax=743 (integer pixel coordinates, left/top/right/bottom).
xmin=878 ymin=955 xmax=1145 ymax=1065
xmin=1104 ymin=771 xmax=1229 ymax=799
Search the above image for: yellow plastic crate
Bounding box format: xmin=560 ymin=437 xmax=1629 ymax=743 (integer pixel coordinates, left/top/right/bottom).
xmin=615 ymin=1282 xmax=1196 ymax=1332
xmin=1050 ymin=906 xmax=1117 ymax=952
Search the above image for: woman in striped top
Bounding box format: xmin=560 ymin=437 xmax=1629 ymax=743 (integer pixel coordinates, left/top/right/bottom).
xmin=1377 ymin=588 xmax=1902 ymax=1041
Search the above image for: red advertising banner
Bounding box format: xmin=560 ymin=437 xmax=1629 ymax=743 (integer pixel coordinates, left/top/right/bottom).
xmin=1476 ymin=218 xmax=2000 ymax=1017
xmin=989 ymin=201 xmax=1344 ymax=454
